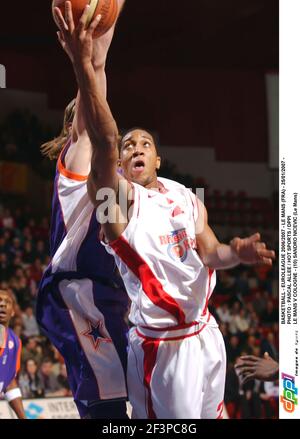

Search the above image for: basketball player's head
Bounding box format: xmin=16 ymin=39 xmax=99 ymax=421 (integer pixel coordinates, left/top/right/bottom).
xmin=0 ymin=289 xmax=16 ymax=327
xmin=118 ymin=128 xmax=161 ymax=187
xmin=40 ymin=98 xmax=76 ymax=160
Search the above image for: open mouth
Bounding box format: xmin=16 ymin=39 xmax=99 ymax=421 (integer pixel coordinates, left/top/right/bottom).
xmin=0 ymin=311 xmax=6 ymax=319
xmin=132 ymin=160 xmax=145 ymax=172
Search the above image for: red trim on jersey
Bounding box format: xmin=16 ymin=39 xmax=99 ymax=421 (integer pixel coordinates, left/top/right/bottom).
xmin=136 ymin=324 xmax=207 ymax=342
xmin=201 ymin=268 xmax=214 ymax=317
xmin=142 ymin=339 xmax=160 ymax=419
xmin=15 ymin=339 xmax=22 ymax=374
xmin=57 ymin=137 xmax=89 ymax=182
xmin=141 ymin=320 xmax=199 ymax=332
xmin=217 ymin=401 xmax=224 ymax=419
xmin=110 ymin=236 xmax=186 ymax=325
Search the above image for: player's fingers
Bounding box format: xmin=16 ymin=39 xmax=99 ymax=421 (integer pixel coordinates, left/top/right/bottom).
xmin=249 ymin=232 xmax=261 ymax=243
xmin=263 ymin=352 xmax=270 ymax=359
xmin=78 ymin=4 xmax=91 ymax=33
xmin=256 ymin=242 xmax=266 ymax=250
xmin=257 ymin=249 xmax=276 ymax=260
xmin=257 ymin=257 xmax=273 ymax=266
xmin=57 ymin=31 xmax=67 ymax=50
xmin=86 ymin=14 xmax=101 ymax=36
xmin=241 ymin=373 xmax=255 ymax=386
xmin=64 ymin=1 xmax=75 ymax=33
xmin=237 ymin=356 xmax=259 ymax=363
xmin=54 ymin=7 xmax=69 ymax=32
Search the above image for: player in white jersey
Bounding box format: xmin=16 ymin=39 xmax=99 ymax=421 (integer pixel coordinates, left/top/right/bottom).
xmin=55 ymin=5 xmax=276 ymax=419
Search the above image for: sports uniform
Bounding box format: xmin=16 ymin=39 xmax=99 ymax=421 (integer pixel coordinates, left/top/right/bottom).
xmin=103 ymin=177 xmax=226 ymax=419
xmin=37 ymin=140 xmax=129 ymax=418
xmin=0 ymin=328 xmax=22 ymax=395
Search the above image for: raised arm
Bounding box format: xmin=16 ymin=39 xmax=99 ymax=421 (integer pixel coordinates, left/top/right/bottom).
xmin=54 ymin=3 xmax=130 ymax=241
xmin=195 ymin=198 xmax=276 ymax=269
xmin=55 ymin=1 xmax=126 ymax=177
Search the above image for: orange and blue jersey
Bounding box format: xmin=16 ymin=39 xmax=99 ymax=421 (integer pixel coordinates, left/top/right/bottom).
xmin=37 ymin=139 xmax=129 ymax=405
xmin=0 ymin=328 xmax=22 ymax=394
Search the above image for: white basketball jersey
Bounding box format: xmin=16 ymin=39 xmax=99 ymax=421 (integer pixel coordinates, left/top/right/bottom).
xmin=104 ymin=177 xmax=217 ymax=328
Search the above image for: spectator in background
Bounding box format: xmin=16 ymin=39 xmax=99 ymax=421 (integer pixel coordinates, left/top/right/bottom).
xmin=0 ymin=209 xmax=15 ymax=229
xmin=57 ymin=363 xmax=72 ymax=397
xmin=39 ymin=358 xmax=63 ymax=397
xmin=19 ymin=358 xmax=45 ymax=399
xmin=0 ymin=253 xmax=10 ymax=280
xmin=35 ymin=240 xmax=47 ymax=263
xmin=22 ymin=337 xmax=43 ymax=366
xmin=22 ymin=306 xmax=40 ymax=337
xmin=23 ymin=240 xmax=36 ymax=264
xmin=261 ymin=300 xmax=278 ymax=326
xmin=29 ymin=258 xmax=44 ymax=284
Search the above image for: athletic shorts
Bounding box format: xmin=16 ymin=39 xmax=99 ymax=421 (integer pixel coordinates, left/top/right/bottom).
xmin=127 ymin=322 xmax=226 ymax=419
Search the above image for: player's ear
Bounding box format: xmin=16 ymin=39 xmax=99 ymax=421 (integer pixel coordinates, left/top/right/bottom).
xmin=156 ymin=156 xmax=161 ymax=170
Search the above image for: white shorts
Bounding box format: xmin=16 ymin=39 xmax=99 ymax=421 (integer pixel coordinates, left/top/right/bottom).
xmin=127 ymin=322 xmax=226 ymax=419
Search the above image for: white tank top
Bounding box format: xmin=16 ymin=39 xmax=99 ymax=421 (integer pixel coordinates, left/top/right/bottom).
xmin=103 ymin=177 xmax=217 ymax=328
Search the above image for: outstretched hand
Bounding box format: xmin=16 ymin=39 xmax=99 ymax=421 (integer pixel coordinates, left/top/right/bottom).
xmin=235 ymin=353 xmax=279 ymax=385
xmin=230 ymin=233 xmax=276 ymax=266
xmin=54 ymin=1 xmax=101 ymax=66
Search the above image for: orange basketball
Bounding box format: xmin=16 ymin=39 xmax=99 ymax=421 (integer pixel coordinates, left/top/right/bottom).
xmin=52 ymin=0 xmax=119 ymax=38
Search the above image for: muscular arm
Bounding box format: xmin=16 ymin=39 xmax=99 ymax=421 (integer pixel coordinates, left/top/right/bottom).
xmin=6 ymin=379 xmax=26 ymax=419
xmin=195 ymin=198 xmax=275 ymax=269
xmin=62 ymin=0 xmax=126 ymax=176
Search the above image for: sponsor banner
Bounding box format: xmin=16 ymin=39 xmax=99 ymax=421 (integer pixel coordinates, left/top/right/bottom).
xmin=0 ymin=397 xmax=80 ymax=419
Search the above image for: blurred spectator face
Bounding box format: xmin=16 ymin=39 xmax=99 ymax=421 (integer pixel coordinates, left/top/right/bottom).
xmin=25 ymin=306 xmax=33 ymax=317
xmin=3 ymin=231 xmax=11 ymax=240
xmin=12 ymin=238 xmax=21 ymax=249
xmin=15 ymin=268 xmax=24 ymax=278
xmin=41 ymin=361 xmax=53 ymax=376
xmin=19 ymin=277 xmax=28 ymax=288
xmin=34 ymin=258 xmax=42 ymax=269
xmin=13 ymin=256 xmax=22 ymax=266
xmin=247 ymin=335 xmax=256 ymax=347
xmin=36 ymin=241 xmax=45 ymax=252
xmin=26 ymin=359 xmax=38 ymax=375
xmin=60 ymin=363 xmax=68 ymax=378
xmin=230 ymin=335 xmax=239 ymax=348
xmin=0 ymin=253 xmax=7 ymax=263
xmin=23 ymin=227 xmax=32 ymax=240
xmin=266 ymin=300 xmax=274 ymax=312
xmin=267 ymin=332 xmax=275 ymax=343
xmin=232 ymin=302 xmax=241 ymax=314
xmin=28 ymin=219 xmax=36 ymax=228
xmin=26 ymin=337 xmax=37 ymax=351
xmin=24 ymin=241 xmax=32 ymax=251
xmin=0 ymin=237 xmax=6 ymax=247
xmin=13 ymin=323 xmax=23 ymax=337
xmin=252 ymin=346 xmax=261 ymax=357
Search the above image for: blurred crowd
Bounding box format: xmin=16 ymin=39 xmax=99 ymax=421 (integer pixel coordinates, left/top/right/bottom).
xmin=0 ymin=203 xmax=72 ymax=399
xmin=0 ymin=201 xmax=279 ymax=416
xmin=0 ymin=112 xmax=279 ymax=416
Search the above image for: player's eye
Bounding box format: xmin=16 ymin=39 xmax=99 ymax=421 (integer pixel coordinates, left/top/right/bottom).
xmin=144 ymin=142 xmax=151 ymax=148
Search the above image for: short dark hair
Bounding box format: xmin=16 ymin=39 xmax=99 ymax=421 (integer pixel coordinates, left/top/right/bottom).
xmin=0 ymin=289 xmax=16 ymax=306
xmin=118 ymin=127 xmax=160 ymax=155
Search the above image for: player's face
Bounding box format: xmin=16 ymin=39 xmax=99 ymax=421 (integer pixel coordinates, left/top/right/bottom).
xmin=0 ymin=291 xmax=15 ymax=326
xmin=120 ymin=130 xmax=161 ymax=187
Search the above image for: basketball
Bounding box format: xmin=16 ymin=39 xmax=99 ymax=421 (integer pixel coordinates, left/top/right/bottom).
xmin=52 ymin=0 xmax=119 ymax=38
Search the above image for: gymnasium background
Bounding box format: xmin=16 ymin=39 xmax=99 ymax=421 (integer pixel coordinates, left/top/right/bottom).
xmin=0 ymin=0 xmax=279 ymax=419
